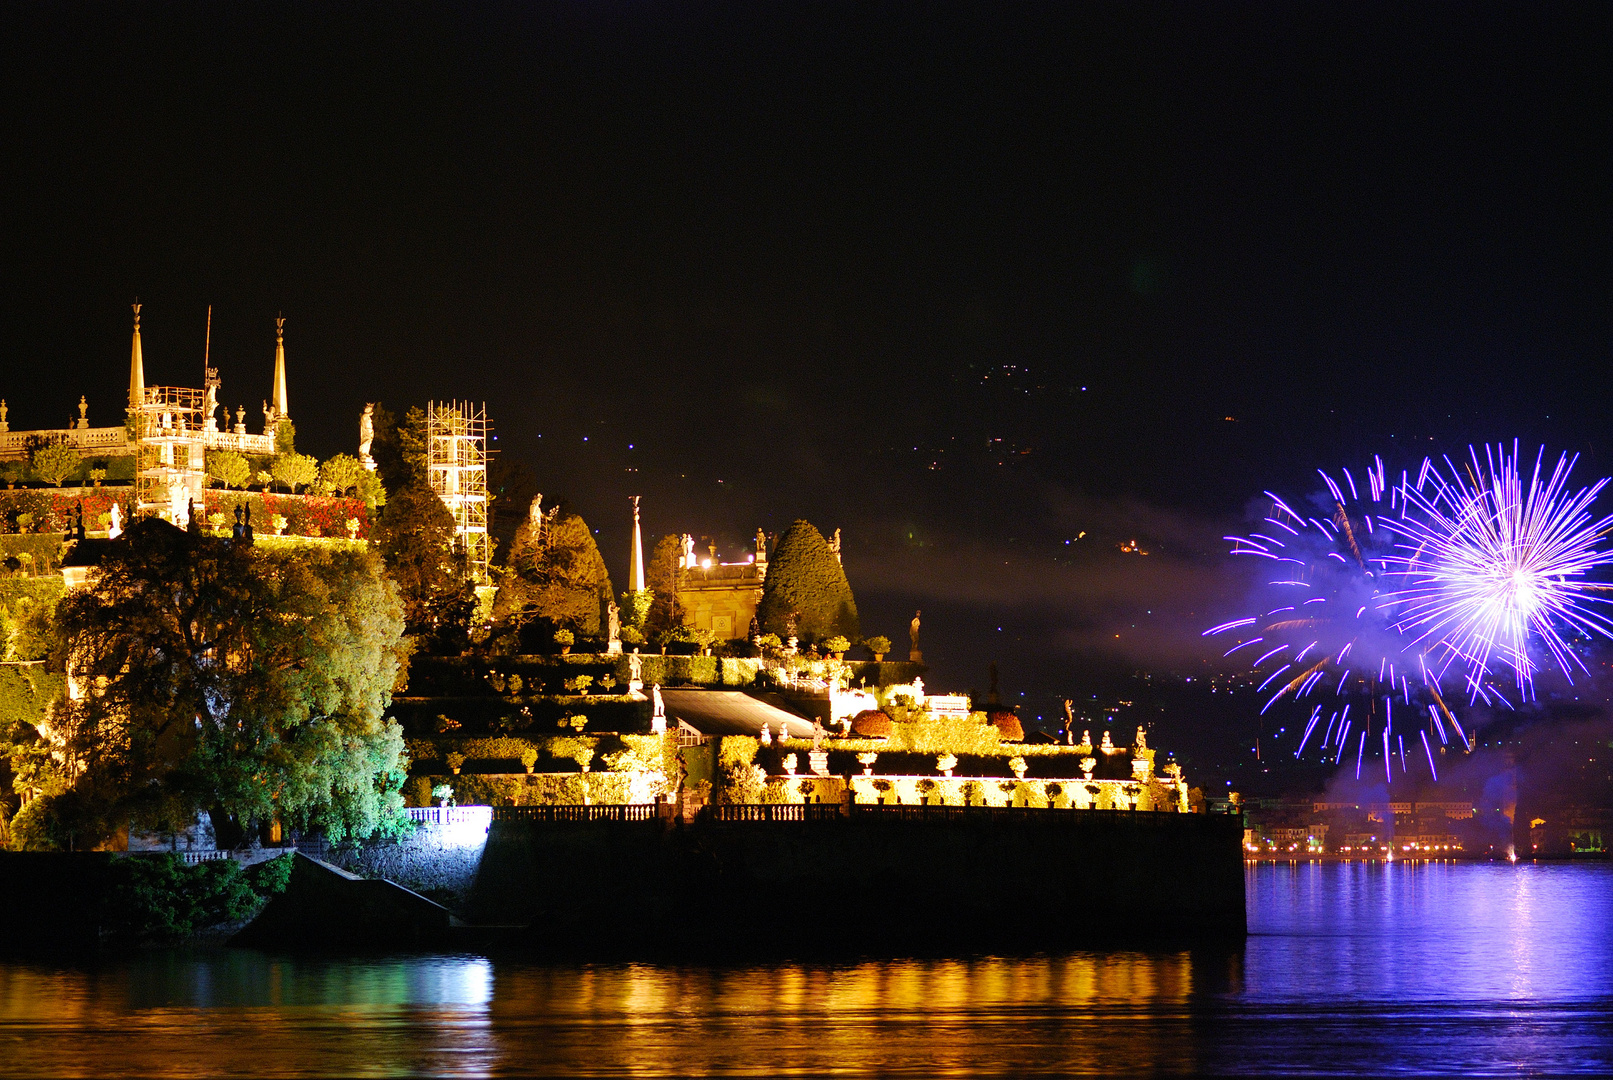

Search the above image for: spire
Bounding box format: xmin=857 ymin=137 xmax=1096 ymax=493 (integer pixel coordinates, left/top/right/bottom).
xmin=128 ymin=302 xmax=145 ymax=409
xmin=628 ymin=495 xmax=646 ymax=592
xmin=271 ymin=313 xmax=289 ymax=419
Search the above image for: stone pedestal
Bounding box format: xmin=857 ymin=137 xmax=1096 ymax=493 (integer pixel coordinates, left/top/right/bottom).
xmin=909 ymin=650 xmax=923 ymax=662
xmin=628 ymin=679 xmax=643 ymax=694
xmin=607 ymin=639 xmax=622 ymax=655
xmin=809 ymin=750 xmax=830 ymax=777
xmin=651 ymin=714 xmax=666 ymax=735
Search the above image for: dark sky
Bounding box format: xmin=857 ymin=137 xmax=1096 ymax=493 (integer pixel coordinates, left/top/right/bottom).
xmin=2 ymin=2 xmax=1609 ymax=726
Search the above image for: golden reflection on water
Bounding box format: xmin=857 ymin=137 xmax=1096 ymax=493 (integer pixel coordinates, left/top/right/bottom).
xmin=0 ymin=951 xmax=1233 ymax=1077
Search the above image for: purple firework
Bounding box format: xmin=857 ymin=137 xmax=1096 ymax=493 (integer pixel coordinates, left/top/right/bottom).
xmin=1385 ymin=442 xmax=1613 ymax=698
xmin=1207 ymin=456 xmax=1463 ymax=782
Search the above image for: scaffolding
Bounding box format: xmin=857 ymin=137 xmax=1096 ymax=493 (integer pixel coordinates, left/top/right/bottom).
xmin=132 ymin=386 xmax=208 ymax=526
xmin=426 ymin=400 xmax=492 ymax=583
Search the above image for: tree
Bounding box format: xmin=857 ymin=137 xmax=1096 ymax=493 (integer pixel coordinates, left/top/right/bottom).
xmin=319 ymin=453 xmax=366 ymax=497
xmin=369 ymin=404 xmax=427 ymax=494
xmin=206 ymin=449 xmax=251 ymax=490
xmin=643 ymin=534 xmax=686 ymax=640
xmin=756 ymin=520 xmax=859 ymax=643
xmin=274 ymin=419 xmax=297 ymax=456
xmin=496 ymin=505 xmax=614 ymax=638
xmin=270 ymin=452 xmax=318 ymax=493
xmin=30 ymin=441 xmax=81 ymax=486
xmin=371 ymin=484 xmax=473 ymax=647
xmin=22 ymin=518 xmax=410 ymax=850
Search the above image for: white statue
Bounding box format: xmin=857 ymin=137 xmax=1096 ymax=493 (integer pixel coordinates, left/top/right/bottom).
xmin=358 ymin=403 xmax=375 ymax=464
xmin=107 ymin=501 xmax=123 ymax=539
xmin=760 ymin=724 xmax=772 ymax=746
xmin=628 ymin=649 xmax=643 ymax=682
xmin=652 ymin=684 xmax=664 ymax=718
xmin=681 ymin=533 xmax=696 ymax=569
xmin=202 ymin=384 xmax=218 ymax=429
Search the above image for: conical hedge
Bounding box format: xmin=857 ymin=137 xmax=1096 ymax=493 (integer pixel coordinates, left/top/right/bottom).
xmin=756 ymin=519 xmax=859 ymax=643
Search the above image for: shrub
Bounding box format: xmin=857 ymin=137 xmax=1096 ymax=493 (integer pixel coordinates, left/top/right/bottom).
xmin=755 ymin=520 xmax=859 ymax=643
xmin=824 ymin=635 xmax=850 ymax=654
xmin=553 ymin=629 xmax=575 ymax=647
xmin=851 ymin=709 xmax=892 ymax=737
xmin=519 ymin=747 xmax=539 ymax=772
xmin=756 ymin=632 xmax=781 ymax=649
xmin=988 ymin=710 xmax=1024 ymax=741
xmin=620 ymin=625 xmax=644 ymax=645
xmin=445 ymin=751 xmax=466 ymax=774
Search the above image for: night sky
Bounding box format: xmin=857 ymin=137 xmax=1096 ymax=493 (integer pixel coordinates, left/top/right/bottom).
xmin=2 ymin=3 xmax=1609 ymax=754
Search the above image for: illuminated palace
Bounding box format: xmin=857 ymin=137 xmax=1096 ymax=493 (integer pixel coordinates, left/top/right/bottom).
xmin=0 ymin=304 xmax=292 ymax=528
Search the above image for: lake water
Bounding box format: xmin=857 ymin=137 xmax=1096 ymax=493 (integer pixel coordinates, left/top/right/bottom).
xmin=1 ymin=862 xmax=1609 ymax=1076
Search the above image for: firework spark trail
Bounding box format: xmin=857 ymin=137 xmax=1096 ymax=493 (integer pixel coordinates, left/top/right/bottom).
xmin=1208 ymin=457 xmax=1448 ymax=778
xmin=1386 ymin=441 xmax=1613 ymax=697
xmin=1211 ymin=444 xmax=1613 ymax=781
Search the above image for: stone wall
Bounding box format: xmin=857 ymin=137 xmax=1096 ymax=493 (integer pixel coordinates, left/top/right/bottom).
xmin=469 ymin=809 xmax=1246 ymax=952
xmin=320 ymin=809 xmax=491 ymax=908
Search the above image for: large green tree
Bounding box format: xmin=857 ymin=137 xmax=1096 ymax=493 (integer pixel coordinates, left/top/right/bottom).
xmin=756 ymin=520 xmax=859 ymax=643
xmin=371 ymin=483 xmax=473 ymax=647
xmin=14 ymin=519 xmax=410 ymax=850
xmin=496 ymin=505 xmax=614 ymax=639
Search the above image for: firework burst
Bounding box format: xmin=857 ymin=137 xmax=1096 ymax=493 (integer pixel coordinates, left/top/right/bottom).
xmin=1385 ymin=442 xmax=1613 ymax=697
xmin=1206 ymin=457 xmax=1459 ymax=782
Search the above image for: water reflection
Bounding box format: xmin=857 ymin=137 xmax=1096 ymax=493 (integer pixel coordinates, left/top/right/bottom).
xmin=0 ymin=864 xmax=1608 ymax=1076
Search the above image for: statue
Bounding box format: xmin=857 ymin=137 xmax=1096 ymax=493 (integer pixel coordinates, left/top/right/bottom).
xmin=1100 ymin=730 xmax=1115 ymax=752
xmin=607 ymin=599 xmax=621 ymax=642
xmin=1135 ymin=726 xmax=1148 ymax=752
xmin=78 ymin=395 xmax=90 ymax=429
xmin=909 ymin=609 xmax=922 ymax=661
xmin=651 ymin=684 xmax=664 ymax=719
xmin=755 ymin=528 xmax=767 ymax=562
xmin=681 ymin=533 xmax=696 ymax=568
xmin=811 ymin=719 xmax=826 ymax=751
xmin=1063 ymin=700 xmax=1075 ymax=744
xmin=830 ymin=527 xmax=841 ymax=561
xmin=628 ymin=649 xmax=643 ymax=682
xmin=760 ymin=724 xmax=772 ymax=746
xmin=262 ymin=400 xmax=277 ymax=430
xmin=202 ymin=384 xmax=217 ymax=429
xmin=107 ymin=501 xmax=123 ymax=539
xmin=0 ymin=399 xmax=8 ymax=431
xmin=527 ymin=494 xmax=545 ymax=535
xmin=235 ymin=405 xmax=246 ymax=434
xmin=748 ymin=616 xmax=760 ymax=642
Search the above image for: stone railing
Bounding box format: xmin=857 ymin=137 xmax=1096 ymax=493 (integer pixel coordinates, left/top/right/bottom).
xmin=491 ymin=804 xmax=661 ymax=823
xmin=0 ymin=426 xmax=131 ymax=458
xmin=406 ymin=805 xmax=494 ymax=828
xmin=703 ymin=803 xmax=845 ymax=823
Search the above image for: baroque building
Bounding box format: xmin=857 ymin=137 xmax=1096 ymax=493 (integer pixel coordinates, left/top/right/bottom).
xmin=0 ymin=304 xmax=292 ymax=527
